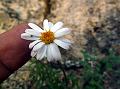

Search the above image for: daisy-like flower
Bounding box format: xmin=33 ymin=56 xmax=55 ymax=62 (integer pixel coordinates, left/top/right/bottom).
xmin=21 ymin=19 xmax=72 ymax=61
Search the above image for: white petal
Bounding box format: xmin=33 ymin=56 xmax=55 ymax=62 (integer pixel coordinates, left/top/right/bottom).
xmin=29 ymin=40 xmax=40 ymax=49
xmin=48 ymin=22 xmax=54 ymax=29
xmin=21 ymin=33 xmax=30 ymax=37
xmin=21 ymin=33 xmax=39 ymax=40
xmin=25 ymin=29 xmax=40 ymax=36
xmin=32 ymin=42 xmax=45 ymax=51
xmin=51 ymin=43 xmax=62 ymax=61
xmin=55 ymin=28 xmax=71 ymax=38
xmin=37 ymin=45 xmax=47 ymax=60
xmin=51 ymin=22 xmax=63 ymax=32
xmin=54 ymin=39 xmax=70 ymax=49
xmin=28 ymin=23 xmax=43 ymax=32
xmin=31 ymin=50 xmax=37 ymax=57
xmin=58 ymin=38 xmax=72 ymax=44
xmin=47 ymin=43 xmax=61 ymax=61
xmin=43 ymin=19 xmax=49 ymax=31
xmin=47 ymin=45 xmax=53 ymax=61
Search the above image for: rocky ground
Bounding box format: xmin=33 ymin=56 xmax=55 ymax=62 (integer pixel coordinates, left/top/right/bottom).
xmin=0 ymin=0 xmax=120 ymax=89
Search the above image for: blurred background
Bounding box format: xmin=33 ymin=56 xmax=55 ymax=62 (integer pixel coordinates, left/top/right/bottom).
xmin=0 ymin=0 xmax=120 ymax=89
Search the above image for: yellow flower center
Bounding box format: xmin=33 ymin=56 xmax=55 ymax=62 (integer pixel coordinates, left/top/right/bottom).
xmin=40 ymin=31 xmax=55 ymax=44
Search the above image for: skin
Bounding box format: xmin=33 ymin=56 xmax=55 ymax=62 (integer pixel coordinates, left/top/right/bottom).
xmin=0 ymin=24 xmax=31 ymax=83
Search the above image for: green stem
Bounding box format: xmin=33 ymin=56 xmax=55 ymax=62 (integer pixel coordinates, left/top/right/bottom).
xmin=57 ymin=61 xmax=68 ymax=86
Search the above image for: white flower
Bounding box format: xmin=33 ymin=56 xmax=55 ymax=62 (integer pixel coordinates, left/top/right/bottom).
xmin=21 ymin=19 xmax=72 ymax=61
